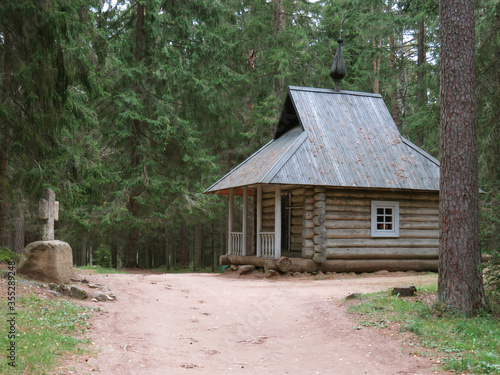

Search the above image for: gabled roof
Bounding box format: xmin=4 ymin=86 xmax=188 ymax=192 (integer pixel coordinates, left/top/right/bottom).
xmin=205 ymin=86 xmax=440 ymax=195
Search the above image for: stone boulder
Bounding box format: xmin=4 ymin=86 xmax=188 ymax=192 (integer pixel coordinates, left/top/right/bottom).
xmin=18 ymin=241 xmax=73 ymax=284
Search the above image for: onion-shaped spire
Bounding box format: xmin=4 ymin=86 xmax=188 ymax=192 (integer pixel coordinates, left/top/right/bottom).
xmin=330 ymin=36 xmax=346 ymax=92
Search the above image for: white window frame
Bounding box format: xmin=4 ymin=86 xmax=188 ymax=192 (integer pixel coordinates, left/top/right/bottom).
xmin=371 ymin=201 xmax=400 ymax=237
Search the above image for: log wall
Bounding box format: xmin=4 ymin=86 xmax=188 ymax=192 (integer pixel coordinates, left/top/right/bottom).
xmin=315 ymin=188 xmax=439 ymax=259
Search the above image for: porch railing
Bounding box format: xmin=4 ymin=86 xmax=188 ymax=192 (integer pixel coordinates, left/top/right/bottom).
xmin=230 ymin=232 xmax=243 ymax=255
xmin=259 ymin=232 xmax=275 ymax=258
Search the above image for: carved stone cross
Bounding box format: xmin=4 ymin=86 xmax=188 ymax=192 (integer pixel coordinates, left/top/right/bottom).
xmin=38 ymin=188 xmax=59 ymax=241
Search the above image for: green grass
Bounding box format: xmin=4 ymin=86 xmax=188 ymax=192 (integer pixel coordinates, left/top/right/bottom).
xmin=0 ymin=247 xmax=20 ymax=264
xmin=75 ymin=265 xmax=127 ymax=274
xmin=0 ymin=294 xmax=98 ymax=374
xmin=347 ymin=285 xmax=500 ymax=374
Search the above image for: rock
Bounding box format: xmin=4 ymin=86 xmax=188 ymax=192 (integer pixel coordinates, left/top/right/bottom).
xmin=391 ymin=286 xmax=417 ymax=297
xmin=294 ymin=272 xmax=302 ymax=277
xmin=88 ymin=283 xmax=99 ymax=289
xmin=57 ymin=284 xmax=71 ymax=296
xmin=101 ymin=286 xmax=116 ymax=300
xmin=70 ymin=276 xmax=83 ymax=282
xmin=48 ymin=283 xmax=58 ymax=290
xmin=238 ymin=265 xmax=256 ymax=275
xmin=91 ymin=298 xmax=98 ymax=302
xmin=265 ymin=269 xmax=279 ymax=278
xmin=81 ymin=279 xmax=89 ymax=284
xmin=92 ymin=291 xmax=111 ymax=301
xmin=71 ymin=285 xmax=88 ymax=300
xmin=229 ymin=264 xmax=239 ymax=271
xmin=345 ymin=293 xmax=360 ymax=300
xmin=18 ymin=241 xmax=73 ymax=284
xmin=48 ymin=290 xmax=62 ymax=297
xmin=374 ymin=270 xmax=390 ymax=275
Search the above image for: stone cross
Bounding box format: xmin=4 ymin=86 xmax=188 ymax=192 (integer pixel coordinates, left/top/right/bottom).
xmin=38 ymin=188 xmax=59 ymax=241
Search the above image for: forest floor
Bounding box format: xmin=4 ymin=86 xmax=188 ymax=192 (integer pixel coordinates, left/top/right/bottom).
xmin=57 ymin=269 xmax=454 ymax=375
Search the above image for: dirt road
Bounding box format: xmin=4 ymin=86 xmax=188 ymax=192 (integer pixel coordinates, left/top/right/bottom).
xmin=65 ymin=271 xmax=447 ymax=375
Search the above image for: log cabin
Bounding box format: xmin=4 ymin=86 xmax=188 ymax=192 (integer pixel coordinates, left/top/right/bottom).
xmin=204 ymin=38 xmax=441 ymax=273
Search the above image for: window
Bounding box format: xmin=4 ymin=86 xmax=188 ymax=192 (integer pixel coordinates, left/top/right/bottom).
xmin=371 ymin=201 xmax=399 ymax=237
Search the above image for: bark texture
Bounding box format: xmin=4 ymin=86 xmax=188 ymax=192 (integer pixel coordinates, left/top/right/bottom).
xmin=438 ymin=0 xmax=487 ymax=315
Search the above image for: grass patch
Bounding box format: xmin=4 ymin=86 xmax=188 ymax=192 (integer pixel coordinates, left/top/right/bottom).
xmin=346 ymin=285 xmax=500 ymax=374
xmin=0 ymin=247 xmax=20 ymax=264
xmin=75 ymin=265 xmax=127 ymax=274
xmin=0 ymin=294 xmax=98 ymax=374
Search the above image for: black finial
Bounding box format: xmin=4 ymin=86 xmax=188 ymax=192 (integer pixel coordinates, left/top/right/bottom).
xmin=330 ymin=14 xmax=346 ymax=92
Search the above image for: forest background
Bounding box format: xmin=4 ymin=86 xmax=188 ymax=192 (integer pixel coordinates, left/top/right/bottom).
xmin=1 ymin=0 xmax=499 ymax=271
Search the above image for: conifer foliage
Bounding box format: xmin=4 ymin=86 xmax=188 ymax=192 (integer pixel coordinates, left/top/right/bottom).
xmin=0 ymin=1 xmax=499 ymax=285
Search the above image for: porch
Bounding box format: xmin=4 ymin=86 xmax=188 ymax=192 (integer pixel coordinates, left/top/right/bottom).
xmin=227 ymin=184 xmax=296 ymax=259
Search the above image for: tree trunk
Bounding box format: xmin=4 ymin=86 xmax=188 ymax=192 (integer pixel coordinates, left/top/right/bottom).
xmin=111 ymin=243 xmax=118 ymax=269
xmin=0 ymin=131 xmax=9 ymax=247
xmin=195 ymin=222 xmax=203 ymax=270
xmin=13 ymin=210 xmax=24 ymax=254
xmin=416 ymin=16 xmax=426 ymax=145
xmin=165 ymin=225 xmax=170 ymax=271
xmin=179 ymin=223 xmax=189 ymax=267
xmin=438 ymin=0 xmax=487 ymax=316
xmin=126 ymin=2 xmax=146 ymax=269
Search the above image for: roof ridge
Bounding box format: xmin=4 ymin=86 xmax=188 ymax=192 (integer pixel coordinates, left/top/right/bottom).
xmin=401 ymin=137 xmax=441 ymax=167
xmin=261 ymin=130 xmax=308 ymax=183
xmin=288 ymin=85 xmax=382 ymax=99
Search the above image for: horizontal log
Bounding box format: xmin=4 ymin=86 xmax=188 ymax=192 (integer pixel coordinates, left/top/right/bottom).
xmin=292 ymin=209 xmax=304 ymax=217
xmin=304 ymin=204 xmax=315 ymax=212
xmin=319 ymin=259 xmax=439 ymax=273
xmin=262 ymin=199 xmax=275 ymax=208
xmin=400 ymin=207 xmax=439 ymax=215
xmin=325 ymin=197 xmax=438 ymax=209
xmin=291 ymin=188 xmax=306 ymax=196
xmin=323 ymin=228 xmax=439 ymax=239
xmin=262 ymin=213 xmax=274 ymax=221
xmin=291 ymin=226 xmax=303 ymax=235
xmin=220 ymin=255 xmax=439 ymax=273
xmin=401 ymin=214 xmax=439 ymax=222
xmin=325 ymin=204 xmax=370 ymax=213
xmin=305 ymin=196 xmax=315 ymax=204
xmin=263 ymin=205 xmax=275 ymax=213
xmin=325 ymin=247 xmax=438 ymax=259
xmin=302 ymin=228 xmax=315 ymax=239
xmin=326 ymin=238 xmax=439 ymax=248
xmin=325 ymin=212 xmax=369 ymax=221
xmin=324 ymin=189 xmax=439 ymax=201
xmin=325 ymin=198 xmax=370 ymax=206
xmin=303 ymin=219 xmax=314 ymax=229
xmin=400 ymin=221 xmax=439 ymax=230
xmin=325 ymin=220 xmax=370 ymax=229
xmin=291 ymin=243 xmax=302 ymax=251
xmin=303 ymin=239 xmax=314 ymax=248
xmin=291 ymin=235 xmax=302 ymax=244
xmin=303 ymin=249 xmax=314 ymax=258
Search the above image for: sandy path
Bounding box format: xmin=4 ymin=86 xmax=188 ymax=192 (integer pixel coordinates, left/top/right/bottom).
xmin=67 ymin=272 xmax=448 ymax=375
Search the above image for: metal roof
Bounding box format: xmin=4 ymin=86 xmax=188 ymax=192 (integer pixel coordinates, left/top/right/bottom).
xmin=205 ymin=86 xmax=440 ymax=194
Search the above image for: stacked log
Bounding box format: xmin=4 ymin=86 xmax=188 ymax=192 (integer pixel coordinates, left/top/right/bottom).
xmin=312 ymin=187 xmax=327 ymax=264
